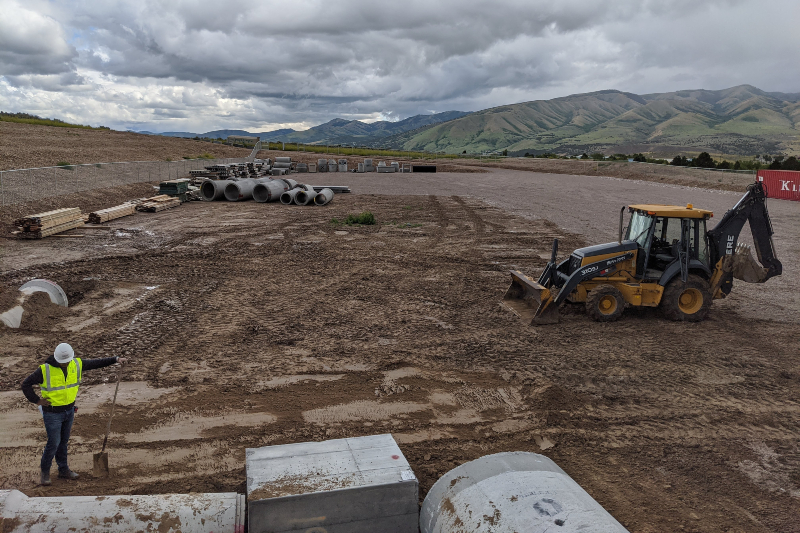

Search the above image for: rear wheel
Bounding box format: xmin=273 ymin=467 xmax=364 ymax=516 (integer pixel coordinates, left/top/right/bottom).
xmin=586 ymin=285 xmax=625 ymax=322
xmin=662 ymin=274 xmax=711 ymax=322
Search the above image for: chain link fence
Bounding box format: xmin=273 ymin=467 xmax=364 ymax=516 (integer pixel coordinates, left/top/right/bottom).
xmin=0 ymin=143 xmax=261 ymax=207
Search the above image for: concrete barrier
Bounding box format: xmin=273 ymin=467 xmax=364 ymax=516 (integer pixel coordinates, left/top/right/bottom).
xmin=246 ymin=434 xmax=418 ymax=533
xmin=0 ymin=490 xmax=245 ymax=533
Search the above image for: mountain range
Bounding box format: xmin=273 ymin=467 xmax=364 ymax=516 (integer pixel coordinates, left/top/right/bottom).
xmin=140 ymin=86 xmax=799 ymax=156
xmin=395 ymin=85 xmax=800 ymax=156
xmin=148 ymin=111 xmax=468 ymax=145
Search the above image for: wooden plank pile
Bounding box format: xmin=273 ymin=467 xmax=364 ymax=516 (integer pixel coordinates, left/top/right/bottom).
xmin=135 ymin=195 xmax=181 ymax=212
xmin=13 ymin=208 xmax=84 ymax=239
xmin=88 ymin=203 xmax=136 ymax=224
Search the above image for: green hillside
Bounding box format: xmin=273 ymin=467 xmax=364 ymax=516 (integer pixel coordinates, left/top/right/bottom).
xmin=395 ymin=85 xmax=800 ymax=156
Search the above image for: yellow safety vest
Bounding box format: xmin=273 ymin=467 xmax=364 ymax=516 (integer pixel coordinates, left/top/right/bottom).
xmin=40 ymin=358 xmax=82 ymax=407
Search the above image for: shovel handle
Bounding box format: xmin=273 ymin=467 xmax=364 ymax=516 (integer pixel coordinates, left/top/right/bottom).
xmin=100 ymin=366 xmax=123 ymax=453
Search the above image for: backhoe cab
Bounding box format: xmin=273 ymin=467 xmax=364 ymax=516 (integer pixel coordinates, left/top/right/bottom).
xmin=502 ymin=182 xmax=781 ymax=324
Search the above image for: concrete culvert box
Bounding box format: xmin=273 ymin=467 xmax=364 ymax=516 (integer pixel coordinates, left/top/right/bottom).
xmin=317 ymin=159 xmax=328 ymax=172
xmin=246 ymin=434 xmax=419 ymax=533
xmin=328 ymin=159 xmax=338 ymax=172
xmin=0 ymin=490 xmax=245 ymax=533
xmin=420 ymin=452 xmax=629 ymax=533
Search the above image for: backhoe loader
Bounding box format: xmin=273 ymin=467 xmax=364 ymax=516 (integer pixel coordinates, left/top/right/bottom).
xmin=502 ymin=182 xmax=782 ymax=323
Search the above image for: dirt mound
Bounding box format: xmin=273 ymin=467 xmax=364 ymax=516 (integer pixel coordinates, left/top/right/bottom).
xmin=18 ymin=292 xmax=70 ymax=330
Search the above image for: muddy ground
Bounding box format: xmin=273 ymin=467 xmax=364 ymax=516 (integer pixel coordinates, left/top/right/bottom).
xmin=0 ymin=172 xmax=799 ymax=532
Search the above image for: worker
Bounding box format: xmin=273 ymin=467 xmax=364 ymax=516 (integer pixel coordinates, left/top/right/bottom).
xmin=21 ymin=343 xmax=127 ymax=486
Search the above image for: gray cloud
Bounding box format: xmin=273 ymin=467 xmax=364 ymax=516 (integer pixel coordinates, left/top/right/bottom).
xmin=0 ymin=0 xmax=797 ymax=132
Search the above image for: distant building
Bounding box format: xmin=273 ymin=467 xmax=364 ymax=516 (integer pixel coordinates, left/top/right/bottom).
xmin=227 ymin=135 xmax=259 ymax=145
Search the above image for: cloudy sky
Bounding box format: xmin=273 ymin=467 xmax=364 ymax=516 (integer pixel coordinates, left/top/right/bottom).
xmin=1 ymin=0 xmax=798 ymax=133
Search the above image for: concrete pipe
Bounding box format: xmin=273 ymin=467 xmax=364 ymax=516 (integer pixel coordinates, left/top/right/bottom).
xmin=0 ymin=489 xmax=245 ymax=533
xmin=275 ymin=157 xmax=291 ymax=163
xmin=280 ymin=189 xmax=301 ymax=205
xmin=280 ymin=178 xmax=298 ymax=189
xmin=314 ymin=188 xmax=334 ymax=206
xmin=317 ymin=159 xmax=328 ymax=172
xmin=295 ymin=184 xmax=316 ymax=205
xmin=420 ymin=452 xmax=628 ymax=533
xmin=253 ymin=180 xmax=289 ymax=203
xmin=1 ymin=279 xmax=69 ymax=329
xmin=224 ymin=179 xmax=257 ymax=201
xmin=200 ymin=179 xmax=232 ymax=201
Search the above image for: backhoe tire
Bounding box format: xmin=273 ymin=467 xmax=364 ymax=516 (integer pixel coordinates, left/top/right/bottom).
xmin=586 ymin=285 xmax=625 ymax=322
xmin=662 ymin=274 xmax=711 ymax=322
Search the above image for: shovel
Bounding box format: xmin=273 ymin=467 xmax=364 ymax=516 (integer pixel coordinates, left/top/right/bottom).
xmin=93 ymin=367 xmax=122 ymax=477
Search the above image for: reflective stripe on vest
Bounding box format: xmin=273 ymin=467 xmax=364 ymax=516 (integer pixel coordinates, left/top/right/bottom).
xmin=40 ymin=358 xmax=82 ymax=406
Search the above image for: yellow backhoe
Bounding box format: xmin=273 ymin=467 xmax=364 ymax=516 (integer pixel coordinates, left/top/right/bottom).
xmin=502 ymin=182 xmax=782 ymax=323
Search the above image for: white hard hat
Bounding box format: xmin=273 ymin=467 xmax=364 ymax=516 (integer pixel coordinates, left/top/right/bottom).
xmin=53 ymin=343 xmax=74 ymax=364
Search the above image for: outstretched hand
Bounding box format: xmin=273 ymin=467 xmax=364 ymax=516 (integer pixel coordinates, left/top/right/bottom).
xmin=117 ymin=357 xmax=128 ymax=365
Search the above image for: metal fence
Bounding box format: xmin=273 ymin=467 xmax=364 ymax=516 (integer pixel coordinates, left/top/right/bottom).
xmin=0 ymin=143 xmax=261 ymax=207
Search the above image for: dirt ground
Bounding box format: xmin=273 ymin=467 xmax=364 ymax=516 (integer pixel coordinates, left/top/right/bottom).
xmin=0 ymin=122 xmax=251 ymax=171
xmin=1 ymin=172 xmax=799 ymax=532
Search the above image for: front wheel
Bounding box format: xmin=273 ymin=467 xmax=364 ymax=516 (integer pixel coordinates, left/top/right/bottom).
xmin=661 ymin=274 xmax=711 ymax=322
xmin=586 ymin=284 xmax=625 ymax=322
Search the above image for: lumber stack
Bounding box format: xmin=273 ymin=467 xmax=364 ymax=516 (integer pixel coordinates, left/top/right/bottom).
xmin=13 ymin=208 xmax=84 ymax=239
xmin=88 ymin=203 xmax=136 ymax=224
xmin=135 ymin=195 xmax=181 ymax=212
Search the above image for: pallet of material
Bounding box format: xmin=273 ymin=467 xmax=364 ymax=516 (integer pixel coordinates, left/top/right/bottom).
xmin=13 ymin=208 xmax=83 ymax=231
xmin=17 ymin=218 xmax=85 ymax=239
xmin=88 ymin=203 xmax=136 ymax=224
xmin=135 ymin=195 xmax=181 ymax=212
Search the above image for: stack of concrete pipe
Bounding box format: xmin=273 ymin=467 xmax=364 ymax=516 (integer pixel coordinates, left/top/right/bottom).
xmin=280 ymin=183 xmax=336 ymax=206
xmin=253 ymin=178 xmax=296 ymax=203
xmin=224 ymin=177 xmax=273 ymax=202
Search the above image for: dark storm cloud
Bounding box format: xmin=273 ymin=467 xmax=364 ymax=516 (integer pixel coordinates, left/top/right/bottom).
xmin=0 ymin=0 xmax=797 ymax=132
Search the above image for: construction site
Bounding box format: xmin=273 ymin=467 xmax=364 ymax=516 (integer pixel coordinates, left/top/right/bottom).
xmin=1 ymin=133 xmax=799 ymax=532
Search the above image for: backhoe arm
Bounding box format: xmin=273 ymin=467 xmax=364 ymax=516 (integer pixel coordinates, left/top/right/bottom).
xmin=707 ymin=182 xmax=782 ymax=295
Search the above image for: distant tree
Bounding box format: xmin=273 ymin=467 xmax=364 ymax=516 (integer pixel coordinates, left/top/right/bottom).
xmin=782 ymin=156 xmax=800 ymax=170
xmin=590 ymin=152 xmax=605 ymax=160
xmin=671 ymin=155 xmax=688 ymax=166
xmin=733 ymin=161 xmax=742 ymax=170
xmin=580 ymin=153 xmax=589 ymax=159
xmin=692 ymin=152 xmax=716 ymax=168
xmin=717 ymin=160 xmax=732 ymax=170
xmin=764 ymin=155 xmax=773 ymax=162
xmin=632 ymin=153 xmax=647 ymax=162
xmin=462 ymin=150 xmax=467 ymax=154
xmin=502 ymin=149 xmax=508 ymax=156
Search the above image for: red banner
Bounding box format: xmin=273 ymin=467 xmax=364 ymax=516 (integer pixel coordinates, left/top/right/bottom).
xmin=756 ymin=170 xmax=800 ymax=201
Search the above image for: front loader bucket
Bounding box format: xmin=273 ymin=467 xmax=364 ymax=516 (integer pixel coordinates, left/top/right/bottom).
xmin=501 ymin=270 xmax=559 ymax=325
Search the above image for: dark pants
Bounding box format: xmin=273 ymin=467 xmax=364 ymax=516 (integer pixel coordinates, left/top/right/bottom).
xmin=41 ymin=407 xmax=74 ymax=473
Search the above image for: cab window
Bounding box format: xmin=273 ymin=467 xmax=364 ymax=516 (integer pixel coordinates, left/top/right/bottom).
xmin=626 ymin=211 xmax=653 ymax=248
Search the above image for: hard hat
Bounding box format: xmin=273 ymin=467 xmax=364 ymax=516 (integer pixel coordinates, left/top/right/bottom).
xmin=53 ymin=343 xmax=75 ymax=364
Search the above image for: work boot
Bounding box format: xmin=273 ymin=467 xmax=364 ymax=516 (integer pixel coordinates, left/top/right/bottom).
xmin=58 ymin=469 xmax=79 ymax=480
xmin=40 ymin=471 xmax=51 ymax=486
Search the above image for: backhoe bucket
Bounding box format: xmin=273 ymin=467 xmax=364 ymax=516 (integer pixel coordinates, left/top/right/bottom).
xmin=729 ymin=243 xmax=770 ymax=283
xmin=501 ymin=270 xmax=559 ymax=325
